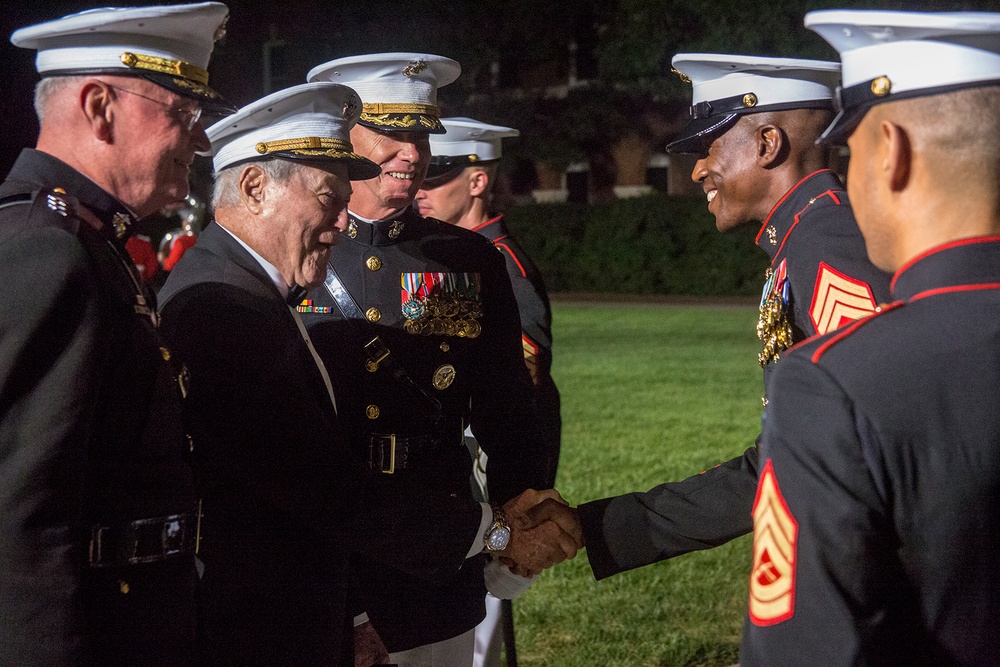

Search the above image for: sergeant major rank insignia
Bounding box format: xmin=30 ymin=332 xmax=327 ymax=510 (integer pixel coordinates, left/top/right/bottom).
xmin=401 ymin=272 xmax=482 ymax=338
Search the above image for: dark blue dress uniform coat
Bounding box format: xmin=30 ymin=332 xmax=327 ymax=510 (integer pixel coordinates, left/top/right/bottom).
xmin=0 ymin=149 xmax=197 ymax=665
xmin=158 ymin=222 xmax=361 ymax=665
xmin=473 ymin=214 xmax=561 ymax=485
xmin=578 ymin=169 xmax=892 ymax=579
xmin=742 ymin=236 xmax=1000 ymax=666
xmin=301 ymin=207 xmax=547 ymax=651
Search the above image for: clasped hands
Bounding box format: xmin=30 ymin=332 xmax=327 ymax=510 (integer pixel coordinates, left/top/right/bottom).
xmin=496 ymin=488 xmax=584 ymax=577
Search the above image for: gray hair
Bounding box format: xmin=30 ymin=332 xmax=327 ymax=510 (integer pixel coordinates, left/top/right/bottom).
xmin=211 ymin=159 xmax=303 ymax=211
xmin=34 ymin=76 xmax=86 ymax=123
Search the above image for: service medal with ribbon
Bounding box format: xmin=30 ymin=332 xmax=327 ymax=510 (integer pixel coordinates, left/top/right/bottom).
xmin=757 ymin=259 xmax=793 ymax=366
xmin=400 ymin=272 xmax=482 ymax=337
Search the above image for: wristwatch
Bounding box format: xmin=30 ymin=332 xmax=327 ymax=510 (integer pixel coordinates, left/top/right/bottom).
xmin=483 ymin=504 xmax=511 ymax=553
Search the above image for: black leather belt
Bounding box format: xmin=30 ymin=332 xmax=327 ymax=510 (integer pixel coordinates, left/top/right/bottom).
xmin=368 ymin=425 xmax=465 ymax=474
xmin=88 ymin=513 xmax=196 ymax=567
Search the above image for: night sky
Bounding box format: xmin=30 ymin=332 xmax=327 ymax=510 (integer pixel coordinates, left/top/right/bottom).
xmin=0 ymin=0 xmax=500 ymax=174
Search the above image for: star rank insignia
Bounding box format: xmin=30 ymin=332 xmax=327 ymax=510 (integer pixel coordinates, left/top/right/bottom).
xmin=749 ymin=459 xmax=798 ymax=626
xmin=808 ymin=262 xmax=877 ymax=335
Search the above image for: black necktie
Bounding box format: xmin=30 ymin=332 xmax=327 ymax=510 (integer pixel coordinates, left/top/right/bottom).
xmin=286 ymin=284 xmax=307 ymax=306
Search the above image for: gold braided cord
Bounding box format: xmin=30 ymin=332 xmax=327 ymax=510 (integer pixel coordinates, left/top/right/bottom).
xmin=288 ymin=149 xmax=368 ymax=160
xmin=362 ymin=102 xmax=439 ymax=115
xmin=255 ymin=137 xmax=354 ymax=154
xmin=120 ymin=52 xmax=209 ymax=86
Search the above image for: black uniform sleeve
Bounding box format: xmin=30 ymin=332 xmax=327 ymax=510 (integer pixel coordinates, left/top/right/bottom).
xmin=578 ymin=444 xmax=759 ymax=580
xmin=741 ymin=354 xmax=897 ymax=666
xmin=469 ymin=247 xmax=548 ymax=503
xmin=497 ymin=245 xmax=552 ymax=354
xmin=0 ymin=222 xmax=100 ymax=664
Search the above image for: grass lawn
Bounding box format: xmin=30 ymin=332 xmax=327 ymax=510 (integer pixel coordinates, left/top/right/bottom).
xmin=512 ymin=301 xmax=763 ymax=667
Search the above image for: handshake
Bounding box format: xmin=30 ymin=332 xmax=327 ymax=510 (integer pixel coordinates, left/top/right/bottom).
xmin=495 ymin=488 xmax=585 ymax=577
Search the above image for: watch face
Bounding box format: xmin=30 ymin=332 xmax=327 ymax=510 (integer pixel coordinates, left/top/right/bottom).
xmin=487 ymin=527 xmax=511 ymax=551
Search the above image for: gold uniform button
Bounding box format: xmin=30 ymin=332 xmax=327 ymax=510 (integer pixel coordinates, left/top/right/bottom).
xmin=366 ymin=404 xmax=380 ymax=419
xmin=160 ymin=346 xmax=171 ymax=361
xmin=366 ymin=256 xmax=382 ymax=271
xmin=118 ymin=580 xmax=130 ymax=594
xmin=366 ymin=307 xmax=381 ymax=323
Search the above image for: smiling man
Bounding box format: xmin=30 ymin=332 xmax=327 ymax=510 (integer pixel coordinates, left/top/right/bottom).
xmin=0 ymin=4 xmax=231 ymax=664
xmin=573 ymin=54 xmax=893 ymax=583
xmin=301 ymin=54 xmax=572 ymax=666
xmin=156 ymin=82 xmax=381 ymax=664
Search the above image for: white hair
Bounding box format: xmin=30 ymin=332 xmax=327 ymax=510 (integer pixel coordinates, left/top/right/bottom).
xmin=211 ymin=159 xmax=303 ymax=211
xmin=34 ymin=76 xmax=86 ymax=124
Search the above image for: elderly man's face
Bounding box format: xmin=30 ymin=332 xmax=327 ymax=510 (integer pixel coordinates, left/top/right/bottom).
xmin=348 ymin=125 xmax=430 ymax=216
xmin=261 ymin=163 xmax=352 ymax=288
xmin=105 ymin=77 xmax=210 ymax=217
xmin=690 ymin=117 xmax=767 ymax=233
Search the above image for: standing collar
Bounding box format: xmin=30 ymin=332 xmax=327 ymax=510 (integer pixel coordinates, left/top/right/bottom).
xmin=345 ymin=206 xmax=417 ymax=246
xmin=891 ymin=235 xmax=1000 ymax=301
xmin=6 ymin=148 xmax=138 ymax=241
xmin=755 ymin=169 xmax=844 ymax=260
xmin=471 ymin=214 xmax=505 ymax=237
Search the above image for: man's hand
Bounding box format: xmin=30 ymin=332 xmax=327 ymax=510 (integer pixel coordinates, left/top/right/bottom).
xmin=498 ymin=488 xmax=584 ymax=577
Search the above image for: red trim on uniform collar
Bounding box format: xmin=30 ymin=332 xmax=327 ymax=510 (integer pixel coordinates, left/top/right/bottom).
xmin=810 ymin=301 xmax=904 ymax=364
xmin=890 ymin=234 xmax=1000 ymax=294
xmin=471 ymin=215 xmax=504 ymax=233
xmin=755 ymin=169 xmax=836 ymax=244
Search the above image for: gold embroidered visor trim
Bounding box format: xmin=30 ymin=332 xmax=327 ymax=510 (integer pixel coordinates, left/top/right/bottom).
xmin=255 ymin=137 xmax=354 ymax=154
xmin=120 ymin=51 xmax=209 ymax=86
xmin=362 ymin=102 xmax=440 ymax=115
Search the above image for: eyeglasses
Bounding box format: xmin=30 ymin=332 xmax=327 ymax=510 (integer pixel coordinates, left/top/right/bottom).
xmin=108 ymin=84 xmax=203 ymax=131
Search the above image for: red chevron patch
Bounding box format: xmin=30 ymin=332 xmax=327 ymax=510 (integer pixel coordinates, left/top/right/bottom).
xmin=809 ymin=262 xmax=877 ymax=335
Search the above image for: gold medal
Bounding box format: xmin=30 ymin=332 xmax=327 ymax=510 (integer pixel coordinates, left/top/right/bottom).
xmin=466 ymin=319 xmax=481 ymax=338
xmin=432 ymin=364 xmax=456 ymax=390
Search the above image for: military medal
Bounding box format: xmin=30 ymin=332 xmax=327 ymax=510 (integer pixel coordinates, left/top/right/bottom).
xmin=757 ymin=259 xmax=793 ymax=366
xmin=432 ymin=364 xmax=456 ymax=390
xmin=401 ymin=273 xmax=426 ymax=319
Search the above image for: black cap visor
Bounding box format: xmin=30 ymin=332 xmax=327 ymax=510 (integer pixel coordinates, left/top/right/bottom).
xmin=358 ymin=112 xmax=446 ymax=134
xmin=666 ymin=113 xmax=739 ymax=154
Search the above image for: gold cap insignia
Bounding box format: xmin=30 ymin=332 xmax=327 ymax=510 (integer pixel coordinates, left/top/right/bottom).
xmin=403 ymin=60 xmax=428 ymax=77
xmin=743 ymin=93 xmax=758 ymax=108
xmin=670 ymin=68 xmax=691 ymax=84
xmin=870 ymin=76 xmax=892 ymax=97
